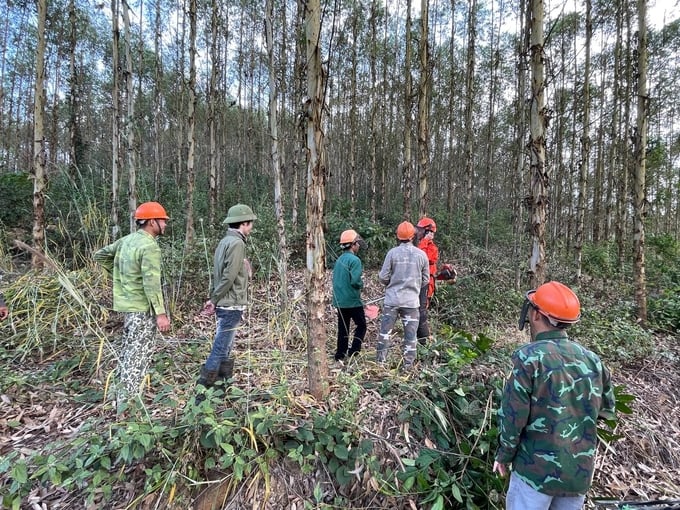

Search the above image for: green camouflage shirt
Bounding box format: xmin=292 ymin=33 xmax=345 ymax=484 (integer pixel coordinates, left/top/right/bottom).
xmin=93 ymin=230 xmax=166 ymax=315
xmin=495 ymin=330 xmax=616 ymax=496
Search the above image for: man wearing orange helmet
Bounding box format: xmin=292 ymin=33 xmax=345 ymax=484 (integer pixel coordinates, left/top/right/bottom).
xmin=332 ymin=229 xmax=367 ymax=361
xmin=493 ymin=281 xmax=616 ymax=510
xmin=94 ymin=201 xmax=171 ymax=407
xmin=376 ymin=221 xmax=429 ymax=368
xmin=414 ymin=217 xmax=439 ymax=344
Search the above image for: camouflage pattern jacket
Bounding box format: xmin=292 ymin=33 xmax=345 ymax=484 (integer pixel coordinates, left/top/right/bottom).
xmin=495 ymin=330 xmax=616 ymax=496
xmin=93 ymin=230 xmax=166 ymax=315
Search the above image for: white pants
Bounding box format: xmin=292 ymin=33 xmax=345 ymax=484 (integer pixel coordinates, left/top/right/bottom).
xmin=506 ymin=472 xmax=586 ymax=510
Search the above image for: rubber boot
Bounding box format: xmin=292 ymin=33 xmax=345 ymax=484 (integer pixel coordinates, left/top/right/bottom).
xmin=218 ymin=358 xmax=234 ymax=382
xmin=196 ymin=364 xmax=220 ymax=388
xmin=193 ymin=364 xmax=220 ymax=405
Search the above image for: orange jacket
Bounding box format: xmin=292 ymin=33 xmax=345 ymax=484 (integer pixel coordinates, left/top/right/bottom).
xmin=418 ymin=237 xmax=439 ymax=298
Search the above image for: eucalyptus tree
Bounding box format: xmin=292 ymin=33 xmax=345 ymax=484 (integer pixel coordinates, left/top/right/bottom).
xmin=120 ymin=0 xmax=137 ymax=232
xmin=528 ymin=0 xmax=548 ymax=287
xmin=265 ymin=0 xmax=290 ymax=308
xmin=575 ymin=0 xmax=593 ymax=280
xmin=462 ymin=0 xmax=477 ymax=243
xmin=32 ymin=0 xmax=47 ymax=269
xmin=403 ymin=0 xmax=414 ymax=220
xmin=417 ymin=0 xmax=430 ymax=217
xmin=110 ymin=0 xmax=122 ymax=239
xmin=633 ymin=0 xmax=648 ymax=323
xmin=511 ymin=0 xmax=529 ymax=290
xmin=304 ymin=0 xmax=329 ymax=400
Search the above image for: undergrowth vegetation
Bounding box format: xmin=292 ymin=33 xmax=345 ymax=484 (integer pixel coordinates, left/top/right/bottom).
xmin=0 ymin=197 xmax=677 ymax=509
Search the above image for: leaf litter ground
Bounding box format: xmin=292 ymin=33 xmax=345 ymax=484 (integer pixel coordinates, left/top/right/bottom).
xmin=0 ymin=268 xmax=679 ymax=509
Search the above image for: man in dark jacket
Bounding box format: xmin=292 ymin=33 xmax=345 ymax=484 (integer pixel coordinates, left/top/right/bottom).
xmin=197 ymin=204 xmax=257 ymax=392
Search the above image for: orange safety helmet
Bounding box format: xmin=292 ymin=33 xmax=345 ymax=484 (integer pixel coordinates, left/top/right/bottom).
xmin=339 ymin=229 xmax=359 ymax=245
xmin=134 ymin=201 xmax=169 ymax=220
xmin=396 ymin=221 xmax=416 ymax=241
xmin=417 ymin=217 xmax=437 ymax=233
xmin=527 ymin=281 xmax=581 ymax=326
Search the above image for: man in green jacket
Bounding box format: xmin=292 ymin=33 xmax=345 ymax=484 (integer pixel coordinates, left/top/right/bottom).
xmin=332 ymin=229 xmax=367 ymax=361
xmin=197 ymin=204 xmax=257 ymax=392
xmin=493 ymin=281 xmax=616 ymax=509
xmin=94 ymin=201 xmax=171 ymax=405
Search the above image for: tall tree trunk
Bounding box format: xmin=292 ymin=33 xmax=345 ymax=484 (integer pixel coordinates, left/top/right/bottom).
xmin=32 ymin=0 xmax=47 ymax=270
xmin=483 ymin=1 xmax=500 ymax=250
xmin=349 ymin=12 xmax=359 ymax=213
xmin=369 ymin=0 xmax=379 ymax=222
xmin=462 ymin=0 xmax=477 ymax=242
xmin=575 ymin=0 xmax=592 ymax=280
xmin=403 ymin=0 xmax=413 ymax=219
xmin=184 ymin=0 xmax=197 ymax=248
xmin=446 ymin=0 xmax=460 ymax=215
xmin=110 ymin=0 xmax=121 ymax=239
xmin=68 ymin=0 xmax=82 ymax=176
xmin=304 ymin=0 xmax=328 ymax=400
xmin=633 ymin=0 xmax=648 ymax=324
xmin=208 ymin=0 xmax=219 ymax=226
xmin=291 ymin=0 xmax=306 ymax=228
xmin=528 ymin=0 xmax=548 ymax=287
xmin=153 ymin=0 xmax=162 ymax=200
xmin=266 ymin=0 xmax=289 ymax=309
xmin=617 ymin=4 xmax=632 ymax=266
xmin=512 ymin=0 xmax=529 ymax=290
xmin=121 ymin=0 xmax=137 ymax=232
xmin=417 ymin=0 xmax=429 ymax=217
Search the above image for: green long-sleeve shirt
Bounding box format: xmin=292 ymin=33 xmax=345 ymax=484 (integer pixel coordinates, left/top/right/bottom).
xmin=93 ymin=230 xmax=166 ymax=315
xmin=495 ymin=330 xmax=616 ymax=496
xmin=332 ymin=251 xmax=364 ymax=308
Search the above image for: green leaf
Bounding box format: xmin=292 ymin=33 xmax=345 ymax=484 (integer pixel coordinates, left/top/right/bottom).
xmin=334 ymin=444 xmax=349 ymax=460
xmin=431 ymin=495 xmax=445 ymax=510
xmin=11 ymin=462 xmax=28 ymax=484
xmin=451 ymin=483 xmax=463 ymax=503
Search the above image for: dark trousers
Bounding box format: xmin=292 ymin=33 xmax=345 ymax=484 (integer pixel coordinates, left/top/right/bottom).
xmin=335 ymin=306 xmax=367 ymax=361
xmin=417 ymin=285 xmax=430 ymax=342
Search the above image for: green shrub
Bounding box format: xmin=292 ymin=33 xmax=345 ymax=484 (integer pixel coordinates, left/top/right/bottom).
xmin=0 ymin=173 xmax=32 ymax=230
xmin=648 ymin=286 xmax=680 ymax=333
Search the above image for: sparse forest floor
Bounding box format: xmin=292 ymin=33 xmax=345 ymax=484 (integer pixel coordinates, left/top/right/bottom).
xmin=1 ymin=265 xmax=679 ymax=509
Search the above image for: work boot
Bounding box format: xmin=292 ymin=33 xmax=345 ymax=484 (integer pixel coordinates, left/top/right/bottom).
xmin=196 ymin=364 xmax=219 ymax=388
xmin=218 ymin=358 xmax=234 ymax=382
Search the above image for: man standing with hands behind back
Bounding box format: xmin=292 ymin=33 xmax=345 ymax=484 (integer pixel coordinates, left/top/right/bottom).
xmin=493 ymin=281 xmax=616 ymax=510
xmin=94 ymin=201 xmax=171 ymax=406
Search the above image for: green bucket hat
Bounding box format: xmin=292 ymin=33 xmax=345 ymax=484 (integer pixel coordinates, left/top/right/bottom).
xmin=223 ymin=204 xmax=257 ymax=224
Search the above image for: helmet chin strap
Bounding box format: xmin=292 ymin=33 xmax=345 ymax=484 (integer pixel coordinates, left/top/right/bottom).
xmin=518 ymin=299 xmax=531 ymax=330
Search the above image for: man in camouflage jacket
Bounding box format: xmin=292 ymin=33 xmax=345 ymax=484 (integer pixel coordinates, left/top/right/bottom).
xmin=493 ymin=281 xmax=616 ymax=510
xmin=94 ymin=202 xmax=171 ymax=407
